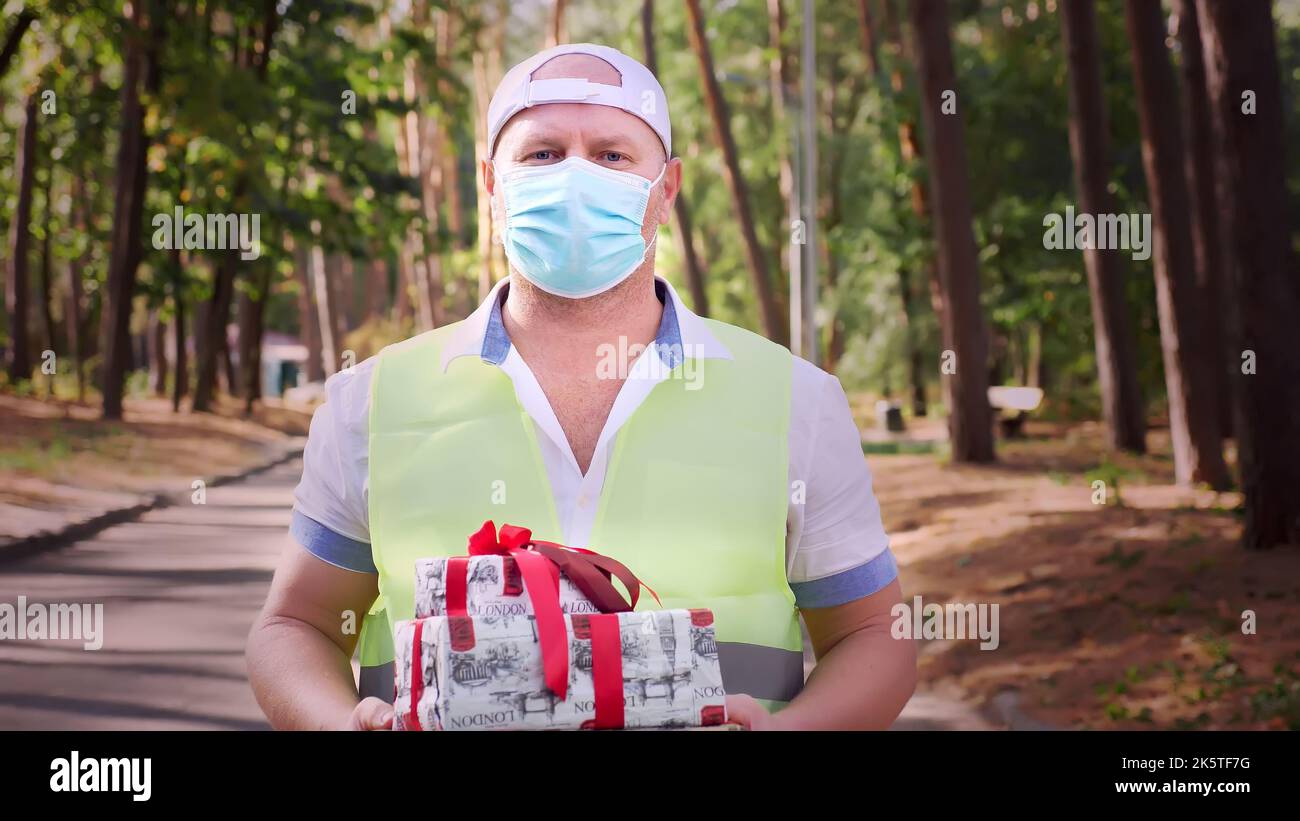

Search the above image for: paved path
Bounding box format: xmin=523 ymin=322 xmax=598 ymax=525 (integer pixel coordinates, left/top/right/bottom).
xmin=0 ymin=460 xmax=299 ymax=730
xmin=0 ymin=456 xmax=993 ymax=730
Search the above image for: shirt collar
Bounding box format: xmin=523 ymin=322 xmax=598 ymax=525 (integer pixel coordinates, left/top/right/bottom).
xmin=439 ymin=276 xmax=732 ymax=372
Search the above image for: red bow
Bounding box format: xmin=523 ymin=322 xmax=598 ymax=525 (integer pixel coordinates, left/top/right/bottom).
xmin=444 ymin=521 xmax=659 ymax=702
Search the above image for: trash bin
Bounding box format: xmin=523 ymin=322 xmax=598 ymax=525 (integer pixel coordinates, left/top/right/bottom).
xmin=875 ymin=400 xmax=906 ymax=433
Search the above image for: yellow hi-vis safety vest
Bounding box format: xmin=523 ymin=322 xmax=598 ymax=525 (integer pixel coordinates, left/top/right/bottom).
xmin=356 ymin=317 xmax=804 ymax=712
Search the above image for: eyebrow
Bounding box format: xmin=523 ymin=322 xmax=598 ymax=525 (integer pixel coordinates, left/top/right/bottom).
xmin=512 ymin=132 xmax=569 ymax=154
xmin=510 ymin=130 xmax=641 ymax=156
xmin=586 ymin=136 xmax=638 ymax=154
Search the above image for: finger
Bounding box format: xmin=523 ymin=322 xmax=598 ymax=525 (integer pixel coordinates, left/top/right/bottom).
xmin=724 ymin=696 xmax=755 ymax=729
xmin=352 ymin=697 xmax=395 ymax=731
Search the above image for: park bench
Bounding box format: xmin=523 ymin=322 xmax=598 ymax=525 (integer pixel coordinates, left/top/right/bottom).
xmin=987 ymin=386 xmax=1044 ymax=438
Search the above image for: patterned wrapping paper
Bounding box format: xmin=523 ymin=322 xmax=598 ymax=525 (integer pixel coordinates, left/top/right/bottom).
xmin=414 ymin=555 xmax=602 ymax=619
xmin=393 ymin=609 xmax=728 ymax=731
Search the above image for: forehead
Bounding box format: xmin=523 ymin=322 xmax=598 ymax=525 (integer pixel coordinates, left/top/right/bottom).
xmin=495 ymin=103 xmax=661 ymax=154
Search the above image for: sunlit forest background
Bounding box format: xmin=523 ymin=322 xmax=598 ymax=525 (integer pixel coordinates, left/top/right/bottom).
xmin=1 ymin=0 xmax=1294 ymax=419
xmin=2 ymin=1 xmax=1300 ymax=729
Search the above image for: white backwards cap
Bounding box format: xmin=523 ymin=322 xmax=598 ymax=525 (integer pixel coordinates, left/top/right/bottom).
xmin=487 ymin=43 xmax=671 ymax=159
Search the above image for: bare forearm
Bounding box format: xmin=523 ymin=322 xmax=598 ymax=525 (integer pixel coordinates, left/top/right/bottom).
xmin=774 ymin=626 xmax=917 ymax=730
xmin=246 ymin=615 xmax=360 ymax=730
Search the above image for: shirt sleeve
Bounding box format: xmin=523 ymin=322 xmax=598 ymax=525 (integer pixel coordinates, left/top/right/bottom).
xmin=786 ymin=361 xmax=896 ymax=609
xmin=290 ymin=358 xmax=377 ymax=574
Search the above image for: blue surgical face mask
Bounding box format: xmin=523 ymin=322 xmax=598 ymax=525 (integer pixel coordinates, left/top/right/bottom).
xmin=497 ymin=156 xmax=666 ymax=299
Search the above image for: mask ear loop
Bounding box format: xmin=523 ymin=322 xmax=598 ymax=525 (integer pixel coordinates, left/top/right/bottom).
xmin=644 ymin=161 xmax=670 ymax=244
xmin=637 ymin=162 xmax=670 ymax=271
xmin=649 ymin=162 xmax=668 ymax=190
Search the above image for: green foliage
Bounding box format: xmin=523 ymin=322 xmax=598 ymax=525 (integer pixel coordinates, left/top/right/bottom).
xmin=2 ymin=0 xmax=1298 ymax=411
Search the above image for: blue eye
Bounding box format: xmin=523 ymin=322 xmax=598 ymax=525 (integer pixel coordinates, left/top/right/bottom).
xmin=532 ymin=150 xmax=555 ymax=161
xmin=602 ymin=152 xmax=625 ymax=163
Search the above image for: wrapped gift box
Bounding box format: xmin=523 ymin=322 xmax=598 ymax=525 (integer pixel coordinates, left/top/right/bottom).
xmin=414 ymin=555 xmax=602 ymax=619
xmin=393 ymin=608 xmax=728 ymax=731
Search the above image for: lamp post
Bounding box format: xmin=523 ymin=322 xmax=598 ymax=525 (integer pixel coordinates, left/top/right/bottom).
xmin=790 ymin=0 xmax=818 ymax=362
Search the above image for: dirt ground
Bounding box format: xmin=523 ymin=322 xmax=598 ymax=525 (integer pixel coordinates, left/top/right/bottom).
xmin=871 ymin=419 xmax=1300 ymax=730
xmin=0 ymin=394 xmax=310 ymax=542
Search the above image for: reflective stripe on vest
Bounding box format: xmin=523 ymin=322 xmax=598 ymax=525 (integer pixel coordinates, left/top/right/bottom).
xmin=359 ymin=644 xmax=804 ymax=705
xmin=360 ymin=317 xmax=803 ymax=708
xmin=358 ymin=662 xmax=395 ymax=702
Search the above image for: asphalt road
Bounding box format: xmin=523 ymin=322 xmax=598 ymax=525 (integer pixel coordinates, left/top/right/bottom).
xmin=0 ymin=460 xmax=300 ymax=730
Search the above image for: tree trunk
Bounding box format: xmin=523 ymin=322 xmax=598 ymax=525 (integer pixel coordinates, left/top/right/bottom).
xmin=907 ymin=0 xmax=994 ymax=463
xmin=171 ymin=251 xmax=187 ymax=412
xmin=192 ymin=1 xmax=277 ymax=411
xmin=910 ymin=335 xmax=927 ymax=416
xmin=237 ymin=258 xmax=273 ymax=410
xmin=37 ymin=160 xmax=59 ymax=358
xmin=0 ymin=10 xmax=36 ymax=100
xmin=434 ymin=6 xmax=466 ymax=248
xmin=148 ymin=308 xmax=167 ymax=396
xmin=1123 ymin=0 xmax=1229 ymax=488
xmin=366 ymin=256 xmax=388 ymax=321
xmin=293 ymin=238 xmax=324 ymax=383
xmin=472 ymin=43 xmax=497 ymax=301
xmin=470 ymin=2 xmax=507 ymax=301
xmin=1060 ymin=0 xmax=1147 ymax=453
xmin=884 ymin=0 xmax=934 ymax=413
xmin=242 ymin=265 xmax=272 ymax=414
xmin=641 ymin=0 xmax=709 ymax=316
xmin=415 ymin=127 xmax=445 ymax=329
xmin=885 ymin=0 xmax=945 ymax=325
xmin=98 ymin=111 xmax=145 ymax=412
xmin=820 ymin=31 xmax=869 ymax=373
xmin=856 ymin=0 xmax=880 ymax=76
xmin=310 ymin=231 xmax=338 ymax=378
xmin=394 ymin=53 xmax=439 ymax=333
xmin=1196 ymin=0 xmax=1300 ymax=548
xmin=766 ymin=0 xmax=795 ymax=300
xmin=668 ymin=184 xmax=710 ymax=316
xmin=684 ymin=0 xmax=785 ymax=342
xmin=220 ymin=319 xmax=236 ymax=397
xmin=335 ymin=253 xmax=355 ymax=337
xmin=407 ymin=6 xmax=446 ymax=329
xmin=66 ymin=174 xmax=88 ymax=403
xmin=1172 ymin=0 xmax=1231 ymax=439
xmin=6 ymin=90 xmax=38 ymax=382
xmin=192 ymin=253 xmax=236 ymax=411
xmin=548 ymin=0 xmax=567 ymax=48
xmin=395 ymin=235 xmax=414 ymax=326
xmin=409 ymin=236 xmax=436 ymax=332
xmin=100 ymin=0 xmax=162 ymax=419
xmin=235 ymin=288 xmax=254 ymax=400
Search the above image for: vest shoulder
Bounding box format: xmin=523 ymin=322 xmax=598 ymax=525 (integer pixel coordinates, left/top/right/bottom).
xmin=697 ymin=317 xmax=792 ymax=363
xmin=376 ymin=321 xmax=467 ymax=366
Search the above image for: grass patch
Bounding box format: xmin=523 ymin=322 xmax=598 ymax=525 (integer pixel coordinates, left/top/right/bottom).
xmin=1096 ymin=542 xmax=1145 ymax=570
xmin=862 ymin=440 xmax=939 ymax=456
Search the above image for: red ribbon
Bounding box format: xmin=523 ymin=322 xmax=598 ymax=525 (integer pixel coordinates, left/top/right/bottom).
xmin=445 ymin=521 xmax=568 ymax=698
xmin=589 ymin=614 xmax=625 ymax=729
xmin=405 ymin=618 xmax=425 ymax=731
xmin=443 ymin=521 xmax=661 ymax=703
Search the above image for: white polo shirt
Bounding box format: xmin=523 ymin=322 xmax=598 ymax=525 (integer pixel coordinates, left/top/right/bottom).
xmin=291 ymin=276 xmax=896 ymax=609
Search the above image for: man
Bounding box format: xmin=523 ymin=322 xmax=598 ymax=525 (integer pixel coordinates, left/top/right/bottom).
xmin=246 ymin=43 xmax=915 ymax=730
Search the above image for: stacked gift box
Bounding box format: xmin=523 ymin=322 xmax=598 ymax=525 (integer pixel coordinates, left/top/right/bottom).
xmin=392 ymin=525 xmax=729 ymax=731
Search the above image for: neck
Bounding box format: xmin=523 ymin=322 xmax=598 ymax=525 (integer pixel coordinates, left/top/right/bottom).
xmin=502 ymin=267 xmax=663 ymax=376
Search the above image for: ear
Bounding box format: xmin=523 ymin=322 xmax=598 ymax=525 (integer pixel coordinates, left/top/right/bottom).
xmin=483 ymin=158 xmax=497 ymax=197
xmin=657 ymin=157 xmax=683 ymax=225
